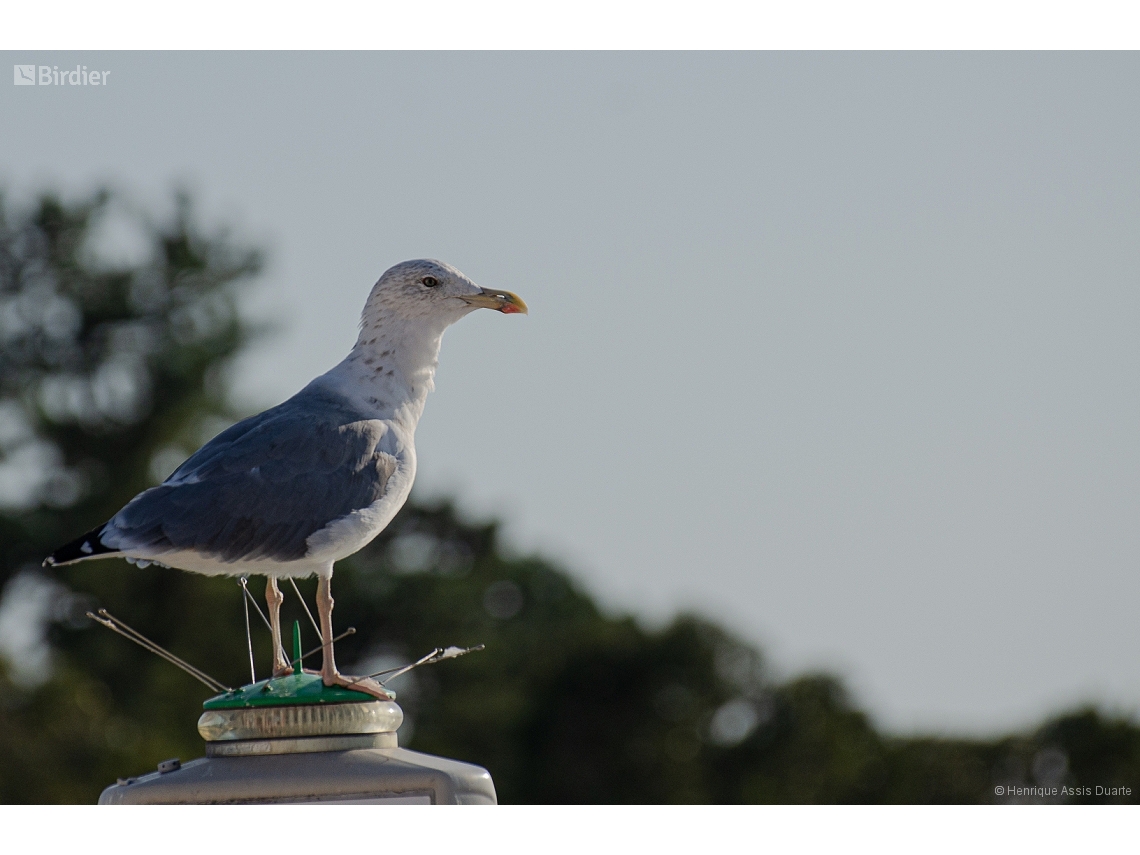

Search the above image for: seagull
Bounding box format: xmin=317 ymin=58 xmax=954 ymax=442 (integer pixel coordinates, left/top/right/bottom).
xmin=44 ymin=259 xmax=526 ymax=699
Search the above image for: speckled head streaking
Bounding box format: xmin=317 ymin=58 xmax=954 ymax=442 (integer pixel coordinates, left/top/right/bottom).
xmin=357 ymin=259 xmax=526 ymax=340
xmin=42 ymin=258 xmax=526 ymax=700
xmin=340 ymin=259 xmax=527 ymax=419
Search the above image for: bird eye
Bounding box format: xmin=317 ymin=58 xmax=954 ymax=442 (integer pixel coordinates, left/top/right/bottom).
xmin=421 ymin=276 xmax=439 ymax=288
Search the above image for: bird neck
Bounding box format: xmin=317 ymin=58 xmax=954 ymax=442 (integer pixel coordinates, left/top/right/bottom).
xmin=318 ymin=316 xmax=450 ymax=429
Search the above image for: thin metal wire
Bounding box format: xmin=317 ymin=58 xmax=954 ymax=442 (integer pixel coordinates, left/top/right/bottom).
xmin=370 ymin=649 xmax=441 ymax=685
xmin=240 ymin=577 xmax=256 ymax=684
xmin=238 ymin=578 xmax=273 ymax=632
xmin=288 ymin=577 xmax=323 ymax=640
xmin=289 ymin=628 xmax=356 ymax=669
xmin=347 ymin=644 xmax=485 ymax=688
xmin=104 ymin=611 xmax=231 ymax=693
xmin=241 ymin=579 xmax=290 ymax=671
xmin=89 ymin=610 xmax=225 ymax=691
xmin=88 ymin=610 xmax=231 ymax=693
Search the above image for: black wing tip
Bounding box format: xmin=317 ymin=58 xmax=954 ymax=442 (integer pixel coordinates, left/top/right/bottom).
xmin=44 ymin=525 xmax=119 ymax=567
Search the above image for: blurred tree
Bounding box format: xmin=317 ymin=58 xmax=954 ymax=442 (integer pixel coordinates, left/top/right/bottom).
xmin=0 ymin=190 xmax=1137 ymax=804
xmin=0 ymin=188 xmax=262 ymax=800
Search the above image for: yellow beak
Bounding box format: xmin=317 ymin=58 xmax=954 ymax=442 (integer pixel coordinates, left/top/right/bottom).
xmin=459 ymin=287 xmax=528 ymax=315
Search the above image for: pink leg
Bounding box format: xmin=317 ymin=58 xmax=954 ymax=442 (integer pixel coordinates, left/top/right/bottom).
xmin=316 ymin=574 xmax=338 ymax=682
xmin=266 ymin=578 xmax=290 ymax=677
xmin=315 ymin=574 xmax=390 ymax=700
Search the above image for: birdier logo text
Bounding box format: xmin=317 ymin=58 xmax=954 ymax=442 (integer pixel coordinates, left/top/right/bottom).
xmin=13 ymin=65 xmax=111 ymax=86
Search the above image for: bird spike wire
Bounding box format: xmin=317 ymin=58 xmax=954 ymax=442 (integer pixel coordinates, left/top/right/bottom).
xmin=87 ymin=609 xmax=232 ymax=694
xmin=240 ymin=577 xmax=256 ymax=684
xmin=238 ymin=577 xmax=287 ymax=668
xmin=238 ymin=577 xmax=273 ymax=632
xmin=348 ymin=643 xmax=486 ymax=689
xmin=288 ymin=577 xmax=323 ymax=640
xmin=287 ymin=628 xmax=356 ymax=671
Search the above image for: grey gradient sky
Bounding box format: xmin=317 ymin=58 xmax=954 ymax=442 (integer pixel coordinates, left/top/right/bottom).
xmin=2 ymin=52 xmax=1138 ymax=735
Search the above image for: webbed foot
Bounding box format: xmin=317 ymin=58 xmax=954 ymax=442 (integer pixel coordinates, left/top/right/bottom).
xmin=323 ymin=670 xmax=395 ymax=701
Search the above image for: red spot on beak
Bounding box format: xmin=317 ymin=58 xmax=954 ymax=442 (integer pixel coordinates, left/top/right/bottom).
xmin=500 ymin=305 xmax=522 ymax=314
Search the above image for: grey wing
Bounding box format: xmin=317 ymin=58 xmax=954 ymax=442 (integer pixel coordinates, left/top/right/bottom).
xmin=102 ymin=391 xmax=399 ymax=563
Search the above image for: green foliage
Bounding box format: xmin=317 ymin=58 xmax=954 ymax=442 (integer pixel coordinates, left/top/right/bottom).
xmin=0 ymin=188 xmax=259 ymax=588
xmin=1 ymin=190 xmax=1137 ymax=804
xmin=0 ymin=188 xmax=262 ymax=801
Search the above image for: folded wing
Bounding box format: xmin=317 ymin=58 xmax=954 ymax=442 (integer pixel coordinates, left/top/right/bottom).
xmin=98 ymin=387 xmax=399 ymax=564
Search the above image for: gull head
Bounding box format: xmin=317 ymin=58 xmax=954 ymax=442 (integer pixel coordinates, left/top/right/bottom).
xmin=361 ymin=259 xmax=527 ymax=332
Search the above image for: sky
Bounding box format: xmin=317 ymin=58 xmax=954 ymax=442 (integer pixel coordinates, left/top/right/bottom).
xmin=1 ymin=52 xmax=1138 ymax=736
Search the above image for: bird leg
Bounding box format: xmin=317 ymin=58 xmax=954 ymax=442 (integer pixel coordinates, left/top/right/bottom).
xmin=316 ymin=575 xmax=338 ymax=681
xmin=315 ymin=574 xmax=390 ymax=700
xmin=266 ymin=578 xmax=290 ymax=677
